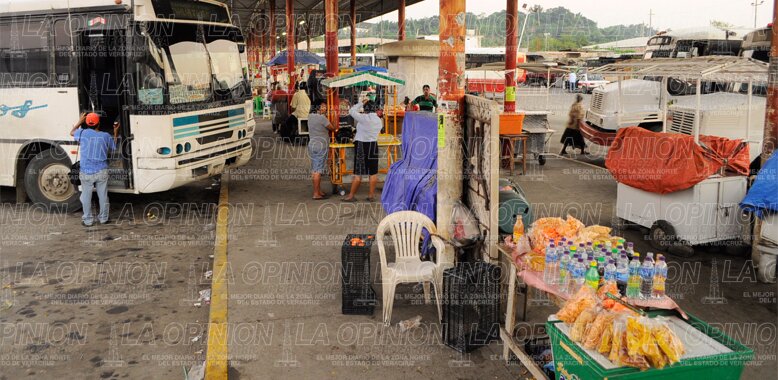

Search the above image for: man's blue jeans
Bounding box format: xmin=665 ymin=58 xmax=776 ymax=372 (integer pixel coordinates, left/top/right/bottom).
xmin=80 ymin=169 xmax=109 ymax=225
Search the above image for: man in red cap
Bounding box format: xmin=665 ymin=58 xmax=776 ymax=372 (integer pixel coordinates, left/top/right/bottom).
xmin=69 ymin=112 xmax=120 ymax=226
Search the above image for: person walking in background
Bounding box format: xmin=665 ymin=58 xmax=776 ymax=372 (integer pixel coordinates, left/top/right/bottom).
xmin=307 ymin=101 xmax=335 ymax=200
xmin=411 ymin=84 xmax=437 ymax=112
xmin=567 ymin=69 xmax=577 ymax=92
xmin=342 ymin=99 xmax=384 ymax=202
xmin=69 ymin=112 xmax=119 ymax=227
xmin=560 ymin=94 xmax=587 ymax=156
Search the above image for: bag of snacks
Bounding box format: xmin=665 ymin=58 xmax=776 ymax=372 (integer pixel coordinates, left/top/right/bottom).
xmin=570 ymin=306 xmax=598 ymax=343
xmin=556 ymin=286 xmax=597 ymax=324
xmin=584 ymin=311 xmax=615 ymax=349
xmin=598 ymin=322 xmax=614 ymax=354
xmin=652 ymin=318 xmax=685 ymax=364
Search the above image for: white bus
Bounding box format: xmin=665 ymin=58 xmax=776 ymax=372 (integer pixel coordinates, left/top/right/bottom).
xmin=0 ymin=0 xmax=255 ymax=210
xmin=644 ymin=27 xmax=745 ymax=59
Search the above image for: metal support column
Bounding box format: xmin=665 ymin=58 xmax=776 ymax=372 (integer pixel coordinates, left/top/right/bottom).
xmin=504 ymin=0 xmax=518 ymax=113
xmin=398 ymin=0 xmax=406 ymax=41
xmin=269 ymin=0 xmax=276 ymax=57
xmin=350 ymin=0 xmax=357 ymax=67
xmin=286 ymin=0 xmax=295 ymax=91
xmin=325 ymin=0 xmax=340 ymax=127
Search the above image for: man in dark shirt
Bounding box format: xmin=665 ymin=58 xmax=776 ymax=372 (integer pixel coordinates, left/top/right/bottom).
xmin=411 ymin=84 xmax=437 ymax=112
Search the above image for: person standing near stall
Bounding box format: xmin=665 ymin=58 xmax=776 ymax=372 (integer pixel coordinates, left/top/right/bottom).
xmin=307 ymin=101 xmax=335 ymax=200
xmin=342 ymin=99 xmax=383 ymax=202
xmin=411 ymin=84 xmax=437 ymax=112
xmin=560 ymin=94 xmax=587 ymax=155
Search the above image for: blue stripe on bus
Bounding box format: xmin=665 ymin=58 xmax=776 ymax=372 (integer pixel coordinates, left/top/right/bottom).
xmin=173 ymin=115 xmax=200 ymax=127
xmin=228 ymin=108 xmax=245 ymax=117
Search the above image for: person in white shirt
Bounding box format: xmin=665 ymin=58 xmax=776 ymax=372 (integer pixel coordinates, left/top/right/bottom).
xmin=568 ymin=70 xmax=577 ymax=92
xmin=342 ymin=99 xmax=383 ymax=202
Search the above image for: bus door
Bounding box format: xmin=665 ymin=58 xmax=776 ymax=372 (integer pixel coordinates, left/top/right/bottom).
xmin=76 ymin=22 xmax=132 ymax=190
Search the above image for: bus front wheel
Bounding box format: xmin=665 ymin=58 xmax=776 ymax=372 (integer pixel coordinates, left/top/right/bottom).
xmin=24 ymin=150 xmax=81 ymax=212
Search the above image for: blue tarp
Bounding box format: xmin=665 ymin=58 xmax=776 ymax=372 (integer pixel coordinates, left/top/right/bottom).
xmin=381 ymin=112 xmax=438 ymax=255
xmin=266 ymin=50 xmax=325 ymax=66
xmin=740 ymin=152 xmax=778 ymax=218
xmin=354 ymin=65 xmax=388 ymax=73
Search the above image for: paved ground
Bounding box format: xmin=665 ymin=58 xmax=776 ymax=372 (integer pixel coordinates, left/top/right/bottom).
xmin=0 ymin=185 xmax=219 ymax=379
xmin=1 ymin=90 xmax=775 ymax=379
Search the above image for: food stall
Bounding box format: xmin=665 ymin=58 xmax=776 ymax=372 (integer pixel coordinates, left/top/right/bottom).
xmin=321 ymin=70 xmax=405 ymax=195
xmin=498 ymin=215 xmax=753 ymax=379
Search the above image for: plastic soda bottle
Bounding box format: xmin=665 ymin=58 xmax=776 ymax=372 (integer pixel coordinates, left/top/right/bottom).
xmin=597 ymin=256 xmax=606 ymax=276
xmin=616 ymin=253 xmax=629 ymax=295
xmin=640 ymin=252 xmax=656 ymax=298
xmin=585 ymin=261 xmax=600 ymax=290
xmin=626 ymin=253 xmax=642 ymax=299
xmin=558 ymin=252 xmax=570 ymax=290
xmin=626 ymin=242 xmax=635 ymax=258
xmin=543 ymin=243 xmax=558 ymax=284
xmin=513 ymin=217 xmax=524 ymax=243
xmin=652 ymin=255 xmax=668 ymax=298
xmin=586 ymin=242 xmax=594 ymax=257
xmin=604 ymin=259 xmax=617 ymax=286
xmin=569 ymin=257 xmax=586 ymax=294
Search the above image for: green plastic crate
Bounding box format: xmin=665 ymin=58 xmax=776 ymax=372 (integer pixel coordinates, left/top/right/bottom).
xmin=254 ymin=96 xmax=264 ymax=115
xmin=546 ymin=310 xmax=753 ymax=380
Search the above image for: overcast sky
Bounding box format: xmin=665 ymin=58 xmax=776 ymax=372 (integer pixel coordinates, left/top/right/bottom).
xmin=366 ymin=0 xmax=772 ymax=31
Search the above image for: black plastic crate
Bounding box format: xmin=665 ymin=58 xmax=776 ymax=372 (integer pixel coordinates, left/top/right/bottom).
xmin=341 ymin=234 xmax=376 ymax=315
xmin=523 ymin=335 xmax=554 ymax=378
xmin=442 ymin=261 xmax=501 ymax=353
xmin=342 ymin=287 xmax=377 ymax=315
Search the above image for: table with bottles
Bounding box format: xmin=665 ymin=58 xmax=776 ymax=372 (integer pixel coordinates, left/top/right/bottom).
xmin=498 ymin=238 xmax=687 ymax=379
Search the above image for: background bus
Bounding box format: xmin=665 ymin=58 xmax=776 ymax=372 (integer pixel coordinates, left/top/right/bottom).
xmin=644 ymin=26 xmax=747 ymax=59
xmin=741 ymin=25 xmax=771 ymax=62
xmin=0 ymin=0 xmax=255 ymax=210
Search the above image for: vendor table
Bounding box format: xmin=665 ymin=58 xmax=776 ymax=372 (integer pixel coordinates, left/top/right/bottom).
xmin=328 ymin=134 xmax=401 ymax=195
xmin=498 ymin=244 xmax=549 ymax=380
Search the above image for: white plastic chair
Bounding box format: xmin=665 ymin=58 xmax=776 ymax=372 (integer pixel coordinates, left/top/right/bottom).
xmin=376 ymin=211 xmax=453 ymax=325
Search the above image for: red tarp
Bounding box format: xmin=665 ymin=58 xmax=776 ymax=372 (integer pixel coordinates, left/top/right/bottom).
xmin=605 ymin=127 xmax=750 ymax=194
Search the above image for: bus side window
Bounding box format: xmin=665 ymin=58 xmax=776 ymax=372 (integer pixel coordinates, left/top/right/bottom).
xmin=53 ymin=20 xmax=75 ymax=85
xmin=0 ymin=20 xmax=50 ymax=86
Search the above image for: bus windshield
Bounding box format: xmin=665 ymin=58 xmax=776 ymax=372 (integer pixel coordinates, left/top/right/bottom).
xmin=135 ymin=22 xmax=248 ymax=106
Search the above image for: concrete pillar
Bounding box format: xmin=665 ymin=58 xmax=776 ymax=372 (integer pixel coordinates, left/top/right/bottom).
xmin=286 ymin=0 xmax=295 ymax=91
xmin=350 ymin=0 xmax=357 ymax=67
xmin=504 ymin=0 xmax=518 ymax=113
xmin=439 ymin=0 xmax=466 ymax=114
xmin=398 ymin=0 xmax=406 ymax=41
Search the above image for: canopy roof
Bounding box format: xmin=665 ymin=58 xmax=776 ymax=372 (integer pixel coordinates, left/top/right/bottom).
xmin=219 ymin=0 xmax=424 ymax=36
xmin=588 ymin=56 xmax=768 ymax=83
xmin=322 ymin=71 xmax=405 ymax=88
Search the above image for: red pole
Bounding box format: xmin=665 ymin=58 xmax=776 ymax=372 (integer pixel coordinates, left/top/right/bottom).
xmin=286 ymin=0 xmax=295 ymax=92
xmin=259 ymin=10 xmax=265 ymax=66
xmin=350 ymin=0 xmax=357 ymax=67
xmin=504 ymin=0 xmax=518 ymax=113
xmin=764 ymin=0 xmax=778 ymax=164
xmin=325 ymin=0 xmax=340 ymax=127
xmin=269 ymin=0 xmax=276 ymax=57
xmin=439 ymin=0 xmax=466 ymax=114
xmin=398 ymin=0 xmax=406 ymax=41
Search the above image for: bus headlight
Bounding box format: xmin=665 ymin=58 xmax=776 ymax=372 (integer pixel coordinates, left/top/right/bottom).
xmin=157 ymin=147 xmax=171 ymax=155
xmin=185 ymin=142 xmax=192 ymax=152
xmin=176 ymin=144 xmax=183 ymax=154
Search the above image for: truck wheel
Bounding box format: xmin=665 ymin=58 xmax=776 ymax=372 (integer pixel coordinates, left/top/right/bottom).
xmin=648 ymin=220 xmax=676 ymax=251
xmin=24 ymin=150 xmax=81 ymax=212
